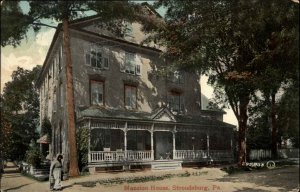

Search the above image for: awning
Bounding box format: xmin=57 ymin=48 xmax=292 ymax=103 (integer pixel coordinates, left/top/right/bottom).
xmin=37 ymin=134 xmax=50 ymax=144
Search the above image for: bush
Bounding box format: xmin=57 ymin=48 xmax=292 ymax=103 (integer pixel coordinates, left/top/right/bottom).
xmin=25 ymin=148 xmax=43 ymax=168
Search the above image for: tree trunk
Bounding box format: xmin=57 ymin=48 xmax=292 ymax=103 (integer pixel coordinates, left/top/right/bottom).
xmin=271 ymin=92 xmax=278 ymax=159
xmin=62 ymin=18 xmax=79 ymax=177
xmin=237 ymin=96 xmax=249 ymax=166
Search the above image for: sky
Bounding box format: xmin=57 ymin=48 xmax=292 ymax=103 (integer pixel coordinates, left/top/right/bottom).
xmin=0 ymin=1 xmax=238 ymax=126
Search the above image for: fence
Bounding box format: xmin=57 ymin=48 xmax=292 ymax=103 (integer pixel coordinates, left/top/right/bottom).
xmin=249 ymin=148 xmax=299 ymax=161
xmin=249 ymin=149 xmax=271 ymax=161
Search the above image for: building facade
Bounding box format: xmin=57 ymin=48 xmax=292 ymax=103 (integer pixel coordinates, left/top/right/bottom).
xmin=37 ymin=7 xmax=235 ymax=173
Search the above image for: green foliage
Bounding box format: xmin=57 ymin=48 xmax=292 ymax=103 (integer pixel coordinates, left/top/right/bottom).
xmin=146 ymin=0 xmax=298 ymax=164
xmin=76 ymin=171 xmax=193 ymax=187
xmin=1 ymin=1 xmax=34 ymax=47
xmin=277 ymin=82 xmax=299 ymax=148
xmin=247 ymin=96 xmax=272 ymax=150
xmin=76 ymin=127 xmax=89 ymax=172
xmin=25 ymin=147 xmax=43 ymax=168
xmin=1 ymin=66 xmax=41 ymax=160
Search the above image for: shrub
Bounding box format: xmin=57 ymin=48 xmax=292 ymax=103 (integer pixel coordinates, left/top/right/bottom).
xmin=25 ymin=148 xmax=43 ymax=168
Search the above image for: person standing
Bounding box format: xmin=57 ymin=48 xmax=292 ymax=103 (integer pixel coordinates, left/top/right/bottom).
xmin=50 ymin=154 xmax=63 ymax=191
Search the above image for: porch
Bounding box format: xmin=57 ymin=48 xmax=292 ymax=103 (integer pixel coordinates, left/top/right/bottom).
xmin=77 ymin=107 xmax=235 ymax=172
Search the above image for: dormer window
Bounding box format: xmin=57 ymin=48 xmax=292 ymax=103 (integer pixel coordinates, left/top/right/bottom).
xmin=85 ymin=45 xmax=109 ymax=70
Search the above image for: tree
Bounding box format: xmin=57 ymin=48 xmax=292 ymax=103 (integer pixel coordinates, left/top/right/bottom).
xmin=2 ymin=0 xmax=145 ymax=176
xmin=1 ymin=66 xmax=41 ymax=160
xmin=145 ymin=0 xmax=299 ymax=165
xmin=277 ymin=81 xmax=299 ymax=148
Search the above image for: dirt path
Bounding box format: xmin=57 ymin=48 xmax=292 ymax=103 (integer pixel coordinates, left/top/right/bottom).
xmin=1 ymin=162 xmax=299 ymax=192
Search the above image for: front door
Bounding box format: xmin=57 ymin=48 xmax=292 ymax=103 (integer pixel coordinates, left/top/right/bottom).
xmin=154 ymin=132 xmax=173 ymax=160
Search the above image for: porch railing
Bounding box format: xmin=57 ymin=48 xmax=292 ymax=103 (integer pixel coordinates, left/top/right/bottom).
xmin=89 ymin=150 xmax=151 ymax=163
xmin=89 ymin=150 xmax=233 ymax=163
xmin=174 ymin=150 xmax=208 ymax=160
xmin=174 ymin=150 xmax=232 ymax=160
xmin=209 ymin=150 xmax=233 ymax=159
xmin=127 ymin=150 xmax=152 ymax=161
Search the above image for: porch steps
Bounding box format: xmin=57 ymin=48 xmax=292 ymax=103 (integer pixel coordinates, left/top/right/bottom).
xmin=151 ymin=161 xmax=182 ymax=171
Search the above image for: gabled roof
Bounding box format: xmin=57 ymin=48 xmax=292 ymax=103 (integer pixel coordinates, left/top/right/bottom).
xmin=151 ymin=107 xmax=176 ymax=122
xmin=36 ymin=3 xmax=162 ymax=88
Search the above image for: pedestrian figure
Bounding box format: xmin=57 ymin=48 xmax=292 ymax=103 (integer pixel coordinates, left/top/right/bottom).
xmin=50 ymin=154 xmax=63 ymax=191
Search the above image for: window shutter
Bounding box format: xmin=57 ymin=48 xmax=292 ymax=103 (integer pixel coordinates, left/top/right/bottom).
xmin=135 ymin=54 xmax=141 ymax=75
xmin=103 ymin=57 xmax=109 ymax=69
xmin=119 ymin=52 xmax=125 ymax=72
xmin=102 ymin=47 xmax=109 ymax=70
xmin=85 ymin=51 xmax=91 ymax=65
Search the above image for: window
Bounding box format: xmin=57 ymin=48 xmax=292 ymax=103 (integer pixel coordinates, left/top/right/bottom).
xmin=60 ymin=83 xmax=63 ymax=107
xmin=85 ymin=45 xmax=109 ymax=70
xmin=125 ymin=85 xmax=137 ymax=109
xmin=168 ymin=92 xmax=184 ymax=113
xmin=91 ymin=80 xmax=104 ymax=106
xmin=167 ymin=71 xmax=184 ymax=84
xmin=123 ymin=52 xmax=140 ymax=75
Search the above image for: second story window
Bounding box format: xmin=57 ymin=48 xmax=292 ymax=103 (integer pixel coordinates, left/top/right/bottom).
xmin=168 ymin=91 xmax=184 ymax=113
xmin=167 ymin=71 xmax=184 ymax=84
xmin=122 ymin=52 xmax=140 ymax=75
xmin=91 ymin=80 xmax=104 ymax=106
xmin=85 ymin=46 xmax=109 ymax=70
xmin=125 ymin=85 xmax=137 ymax=109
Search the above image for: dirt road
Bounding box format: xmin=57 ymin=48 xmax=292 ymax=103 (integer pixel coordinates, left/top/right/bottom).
xmin=1 ymin=162 xmax=299 ymax=192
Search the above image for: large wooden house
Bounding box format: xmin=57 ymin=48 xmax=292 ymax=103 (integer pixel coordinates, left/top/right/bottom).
xmin=36 ymin=5 xmax=235 ymax=173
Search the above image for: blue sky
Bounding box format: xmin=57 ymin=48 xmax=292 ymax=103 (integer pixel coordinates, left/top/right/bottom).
xmin=1 ymin=1 xmax=238 ymax=126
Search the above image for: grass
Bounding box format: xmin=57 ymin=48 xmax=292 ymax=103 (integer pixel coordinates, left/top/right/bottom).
xmin=75 ymin=170 xmax=208 ymax=187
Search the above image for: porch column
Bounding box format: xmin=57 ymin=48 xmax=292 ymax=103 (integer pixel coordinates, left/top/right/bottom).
xmin=124 ymin=122 xmax=127 ymax=158
xmin=207 ymin=133 xmax=210 ymax=157
xmin=150 ymin=124 xmax=154 ymax=160
xmin=88 ymin=119 xmax=91 ymax=163
xmin=172 ymin=131 xmax=176 ymax=159
xmin=151 ymin=131 xmax=154 ymax=160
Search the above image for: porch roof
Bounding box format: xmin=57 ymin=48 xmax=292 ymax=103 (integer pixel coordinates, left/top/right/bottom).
xmin=78 ymin=107 xmax=235 ymax=128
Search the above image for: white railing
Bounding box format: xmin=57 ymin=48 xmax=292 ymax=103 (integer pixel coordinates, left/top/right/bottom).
xmin=209 ymin=150 xmax=233 ymax=159
xmin=174 ymin=150 xmax=208 ymax=160
xmin=89 ymin=150 xmax=151 ymax=163
xmin=174 ymin=150 xmax=232 ymax=160
xmin=127 ymin=150 xmax=152 ymax=161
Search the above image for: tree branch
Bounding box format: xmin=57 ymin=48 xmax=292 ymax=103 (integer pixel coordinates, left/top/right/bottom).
xmin=32 ymin=22 xmax=57 ymax=29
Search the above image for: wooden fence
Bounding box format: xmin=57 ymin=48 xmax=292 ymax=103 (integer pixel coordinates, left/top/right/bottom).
xmin=249 ymin=148 xmax=299 ymax=161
